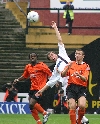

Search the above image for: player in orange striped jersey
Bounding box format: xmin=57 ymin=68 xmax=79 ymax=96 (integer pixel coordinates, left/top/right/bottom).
xmin=61 ymin=49 xmax=90 ymax=124
xmin=14 ymin=53 xmax=52 ymax=124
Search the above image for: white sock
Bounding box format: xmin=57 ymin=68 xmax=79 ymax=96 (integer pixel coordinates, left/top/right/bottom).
xmin=76 ymin=107 xmax=79 ymax=120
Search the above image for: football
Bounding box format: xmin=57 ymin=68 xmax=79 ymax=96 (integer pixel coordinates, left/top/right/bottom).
xmin=27 ymin=11 xmax=39 ymax=22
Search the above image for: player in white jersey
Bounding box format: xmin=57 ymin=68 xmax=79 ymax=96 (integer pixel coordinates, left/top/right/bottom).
xmin=35 ymin=21 xmax=89 ymax=124
xmin=35 ymin=21 xmax=70 ymax=94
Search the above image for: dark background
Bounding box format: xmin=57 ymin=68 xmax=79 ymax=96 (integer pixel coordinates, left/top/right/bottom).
xmin=69 ymin=38 xmax=100 ymax=113
xmin=3 ymin=38 xmax=100 ymax=113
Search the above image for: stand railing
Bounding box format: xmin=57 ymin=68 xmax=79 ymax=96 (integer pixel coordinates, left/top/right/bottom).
xmin=26 ymin=8 xmax=100 ymax=34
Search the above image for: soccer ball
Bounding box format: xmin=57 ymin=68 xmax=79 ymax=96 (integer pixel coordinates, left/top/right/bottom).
xmin=27 ymin=11 xmax=39 ymax=22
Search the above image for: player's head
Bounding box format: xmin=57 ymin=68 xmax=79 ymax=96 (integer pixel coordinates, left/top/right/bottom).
xmin=29 ymin=53 xmax=38 ymax=64
xmin=75 ymin=49 xmax=85 ymax=62
xmin=47 ymin=51 xmax=58 ymax=62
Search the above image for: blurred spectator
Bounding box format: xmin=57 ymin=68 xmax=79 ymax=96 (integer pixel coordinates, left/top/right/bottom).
xmin=2 ymin=82 xmax=18 ymax=102
xmin=63 ymin=0 xmax=74 ymax=35
xmin=54 ymin=89 xmax=69 ymax=114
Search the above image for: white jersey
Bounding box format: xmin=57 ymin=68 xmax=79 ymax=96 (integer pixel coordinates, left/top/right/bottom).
xmin=46 ymin=43 xmax=71 ymax=91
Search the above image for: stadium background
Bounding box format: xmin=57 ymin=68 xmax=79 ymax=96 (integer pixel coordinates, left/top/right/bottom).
xmin=22 ymin=0 xmax=100 ymax=113
xmin=0 ymin=0 xmax=100 ymax=114
xmin=30 ymin=0 xmax=100 ymax=35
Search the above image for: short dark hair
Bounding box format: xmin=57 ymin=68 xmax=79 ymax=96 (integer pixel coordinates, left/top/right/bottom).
xmin=76 ymin=49 xmax=85 ymax=55
xmin=29 ymin=53 xmax=38 ymax=59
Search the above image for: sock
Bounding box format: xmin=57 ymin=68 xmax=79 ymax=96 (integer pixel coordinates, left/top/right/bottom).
xmin=34 ymin=103 xmax=47 ymax=115
xmin=69 ymin=109 xmax=76 ymax=124
xmin=78 ymin=108 xmax=85 ymax=124
xmin=76 ymin=112 xmax=78 ymax=121
xmin=76 ymin=107 xmax=79 ymax=120
xmin=31 ymin=109 xmax=42 ymax=124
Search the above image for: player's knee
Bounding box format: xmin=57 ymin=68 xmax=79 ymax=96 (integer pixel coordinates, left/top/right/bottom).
xmin=79 ymin=105 xmax=85 ymax=110
xmin=69 ymin=102 xmax=76 ymax=109
xmin=78 ymin=102 xmax=86 ymax=109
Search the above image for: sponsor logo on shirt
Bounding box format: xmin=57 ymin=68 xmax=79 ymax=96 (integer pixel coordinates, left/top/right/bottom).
xmin=30 ymin=74 xmax=36 ymax=78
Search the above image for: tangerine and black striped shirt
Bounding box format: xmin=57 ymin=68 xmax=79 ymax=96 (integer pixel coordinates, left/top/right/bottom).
xmin=64 ymin=61 xmax=90 ymax=87
xmin=22 ymin=62 xmax=52 ymax=90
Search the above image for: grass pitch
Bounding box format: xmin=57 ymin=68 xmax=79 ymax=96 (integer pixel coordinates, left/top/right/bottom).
xmin=0 ymin=114 xmax=100 ymax=124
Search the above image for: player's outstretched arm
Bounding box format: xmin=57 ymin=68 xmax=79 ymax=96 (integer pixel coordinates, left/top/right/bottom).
xmin=61 ymin=61 xmax=73 ymax=77
xmin=35 ymin=85 xmax=49 ymax=97
xmin=51 ymin=21 xmax=63 ymax=45
xmin=14 ymin=76 xmax=25 ymax=84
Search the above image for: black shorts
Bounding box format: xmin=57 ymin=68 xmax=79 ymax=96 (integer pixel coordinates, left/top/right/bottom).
xmin=66 ymin=84 xmax=87 ymax=101
xmin=29 ymin=90 xmax=42 ymax=102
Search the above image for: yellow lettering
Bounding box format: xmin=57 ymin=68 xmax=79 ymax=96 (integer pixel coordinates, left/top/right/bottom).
xmin=92 ymin=101 xmax=97 ymax=108
xmin=85 ymin=100 xmax=88 ymax=108
xmin=97 ymin=101 xmax=100 ymax=108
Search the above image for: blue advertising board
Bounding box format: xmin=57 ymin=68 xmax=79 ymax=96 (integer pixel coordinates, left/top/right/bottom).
xmin=0 ymin=102 xmax=31 ymax=114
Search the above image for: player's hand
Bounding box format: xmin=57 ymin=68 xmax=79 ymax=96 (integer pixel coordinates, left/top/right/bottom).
xmin=35 ymin=91 xmax=42 ymax=97
xmin=74 ymin=71 xmax=80 ymax=76
xmin=67 ymin=61 xmax=73 ymax=69
xmin=51 ymin=21 xmax=57 ymax=29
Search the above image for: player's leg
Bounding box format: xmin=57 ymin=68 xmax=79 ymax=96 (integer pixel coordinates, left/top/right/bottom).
xmin=34 ymin=103 xmax=50 ymax=124
xmin=76 ymin=106 xmax=79 ymax=122
xmin=34 ymin=103 xmax=47 ymax=115
xmin=78 ymin=96 xmax=86 ymax=124
xmin=29 ymin=91 xmax=45 ymax=123
xmin=31 ymin=109 xmax=42 ymax=124
xmin=29 ymin=95 xmax=42 ymax=124
xmin=30 ymin=90 xmax=51 ymax=124
xmin=67 ymin=84 xmax=77 ymax=124
xmin=76 ymin=107 xmax=89 ymax=124
xmin=68 ymin=98 xmax=76 ymax=124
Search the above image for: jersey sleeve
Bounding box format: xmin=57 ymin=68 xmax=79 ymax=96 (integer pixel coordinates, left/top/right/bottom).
xmin=58 ymin=43 xmax=71 ymax=63
xmin=82 ymin=64 xmax=90 ymax=81
xmin=22 ymin=64 xmax=30 ymax=78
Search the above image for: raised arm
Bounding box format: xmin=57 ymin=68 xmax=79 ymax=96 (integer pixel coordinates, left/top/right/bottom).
xmin=51 ymin=21 xmax=63 ymax=45
xmin=61 ymin=61 xmax=73 ymax=77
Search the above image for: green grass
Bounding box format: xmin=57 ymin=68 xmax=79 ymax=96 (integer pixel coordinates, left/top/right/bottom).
xmin=0 ymin=114 xmax=100 ymax=124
